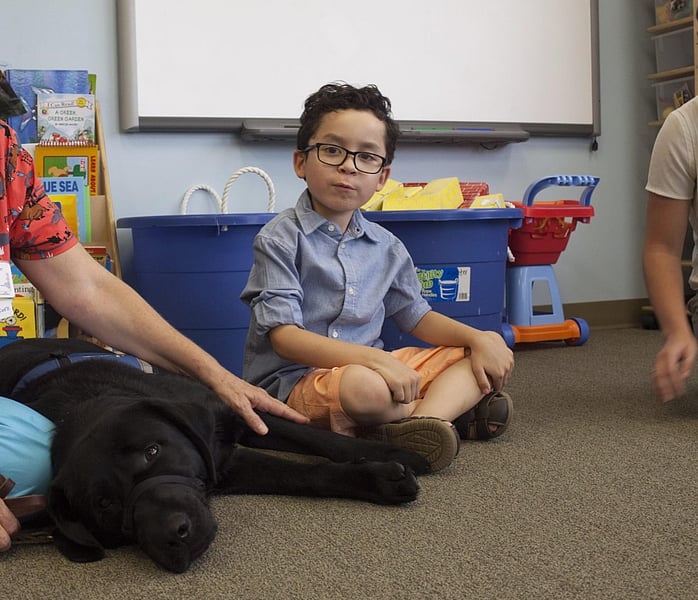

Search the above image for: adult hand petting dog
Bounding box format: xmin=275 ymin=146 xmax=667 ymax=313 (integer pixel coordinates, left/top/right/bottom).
xmin=0 ymin=498 xmax=19 ymax=552
xmin=206 ymin=368 xmax=310 ymax=435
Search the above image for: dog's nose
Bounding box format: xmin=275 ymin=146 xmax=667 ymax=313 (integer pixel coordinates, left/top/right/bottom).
xmin=167 ymin=513 xmax=191 ymax=541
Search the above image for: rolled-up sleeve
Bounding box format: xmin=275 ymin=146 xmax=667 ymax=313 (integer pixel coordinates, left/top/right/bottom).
xmin=241 ymin=233 xmax=305 ymax=336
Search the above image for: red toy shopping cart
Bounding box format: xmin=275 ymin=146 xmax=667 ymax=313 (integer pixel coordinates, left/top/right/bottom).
xmin=501 ymin=175 xmax=598 ymax=348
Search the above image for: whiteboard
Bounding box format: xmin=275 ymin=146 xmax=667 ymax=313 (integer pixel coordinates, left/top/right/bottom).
xmin=117 ymin=0 xmax=599 ymax=137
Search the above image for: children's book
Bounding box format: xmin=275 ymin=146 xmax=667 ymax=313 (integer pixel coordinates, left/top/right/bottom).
xmin=40 ymin=175 xmax=91 ymax=241
xmin=48 ymin=195 xmax=80 ymax=242
xmin=0 ymin=296 xmax=38 ymax=347
xmin=35 ymin=143 xmax=99 ymax=195
xmin=10 ymin=262 xmax=44 ymax=338
xmin=5 ymin=69 xmax=90 ymax=144
xmin=84 ymin=245 xmax=112 ymax=272
xmin=0 ymin=70 xmax=26 ymax=119
xmin=37 ymin=93 xmax=96 ymax=144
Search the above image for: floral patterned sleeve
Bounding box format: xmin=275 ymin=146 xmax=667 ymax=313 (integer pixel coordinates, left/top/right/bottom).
xmin=1 ymin=120 xmax=78 ymax=261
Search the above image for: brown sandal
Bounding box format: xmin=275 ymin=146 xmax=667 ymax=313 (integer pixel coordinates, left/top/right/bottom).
xmin=452 ymin=391 xmax=513 ymax=440
xmin=0 ymin=474 xmax=53 ymax=545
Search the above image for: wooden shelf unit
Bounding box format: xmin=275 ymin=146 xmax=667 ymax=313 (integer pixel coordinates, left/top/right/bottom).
xmin=646 ymin=3 xmax=697 ymax=127
xmin=93 ymin=101 xmax=121 ymax=278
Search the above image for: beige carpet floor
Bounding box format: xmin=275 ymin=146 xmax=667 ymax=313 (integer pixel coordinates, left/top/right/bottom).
xmin=2 ymin=327 xmax=696 ymax=599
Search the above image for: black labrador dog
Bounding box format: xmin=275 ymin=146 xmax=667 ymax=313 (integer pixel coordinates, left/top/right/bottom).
xmin=0 ymin=338 xmax=429 ymax=573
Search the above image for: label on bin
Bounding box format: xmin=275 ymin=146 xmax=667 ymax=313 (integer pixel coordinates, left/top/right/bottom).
xmin=416 ymin=266 xmax=471 ymax=302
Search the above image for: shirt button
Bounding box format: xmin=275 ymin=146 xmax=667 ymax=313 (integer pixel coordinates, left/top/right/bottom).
xmin=331 ymin=330 xmax=339 ymax=338
xmin=340 ymin=242 xmax=346 ymax=249
xmin=328 ymin=224 xmax=335 ymax=232
xmin=348 ymin=287 xmax=355 ymax=295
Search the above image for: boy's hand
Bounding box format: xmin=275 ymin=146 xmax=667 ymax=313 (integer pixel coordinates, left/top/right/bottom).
xmin=373 ymin=355 xmax=421 ymax=404
xmin=468 ymin=330 xmax=514 ymax=394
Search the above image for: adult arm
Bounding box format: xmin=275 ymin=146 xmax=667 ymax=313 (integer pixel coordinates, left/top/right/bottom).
xmin=15 ymin=244 xmax=308 ymax=434
xmin=642 ymin=191 xmax=697 ymax=402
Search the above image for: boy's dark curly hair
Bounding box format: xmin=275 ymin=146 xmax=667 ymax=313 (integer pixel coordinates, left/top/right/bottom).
xmin=297 ymin=82 xmax=400 ymax=165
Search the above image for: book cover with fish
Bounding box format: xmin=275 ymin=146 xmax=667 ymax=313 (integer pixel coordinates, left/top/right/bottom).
xmin=5 ymin=69 xmax=90 ymax=143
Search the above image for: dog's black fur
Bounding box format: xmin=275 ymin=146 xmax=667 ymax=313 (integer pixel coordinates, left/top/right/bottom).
xmin=0 ymin=338 xmax=429 ymax=573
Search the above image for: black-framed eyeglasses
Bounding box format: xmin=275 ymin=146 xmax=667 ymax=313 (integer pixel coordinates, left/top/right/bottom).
xmin=303 ymin=143 xmax=386 ymax=174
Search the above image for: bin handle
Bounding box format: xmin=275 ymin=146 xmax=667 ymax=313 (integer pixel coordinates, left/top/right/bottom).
xmin=180 ymin=167 xmax=276 ymax=214
xmin=522 ymin=175 xmax=600 ymax=207
xmin=221 ymin=167 xmax=276 ymax=213
xmin=180 ymin=184 xmax=223 ymax=214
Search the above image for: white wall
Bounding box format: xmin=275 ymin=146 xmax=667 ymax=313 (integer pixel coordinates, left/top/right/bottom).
xmin=3 ymin=0 xmax=657 ymax=303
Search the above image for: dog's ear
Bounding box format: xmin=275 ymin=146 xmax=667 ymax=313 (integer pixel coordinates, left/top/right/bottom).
xmin=140 ymin=399 xmax=218 ymax=481
xmin=47 ymin=481 xmax=106 ymax=563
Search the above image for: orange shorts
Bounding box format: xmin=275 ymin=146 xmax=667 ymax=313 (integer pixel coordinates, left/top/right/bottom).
xmin=286 ymin=346 xmax=466 ymax=437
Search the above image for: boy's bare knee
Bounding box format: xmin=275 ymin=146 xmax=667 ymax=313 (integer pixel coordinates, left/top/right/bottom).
xmin=339 ymin=365 xmax=393 ymax=423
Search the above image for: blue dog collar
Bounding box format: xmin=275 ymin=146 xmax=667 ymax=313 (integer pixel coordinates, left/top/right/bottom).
xmin=12 ymin=352 xmax=155 ymax=397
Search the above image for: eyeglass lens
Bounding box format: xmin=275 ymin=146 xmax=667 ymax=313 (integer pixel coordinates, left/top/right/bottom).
xmin=314 ymin=144 xmax=384 ymax=174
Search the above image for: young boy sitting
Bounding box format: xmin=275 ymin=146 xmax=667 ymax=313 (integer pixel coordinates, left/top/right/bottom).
xmin=241 ymin=82 xmax=514 ymax=472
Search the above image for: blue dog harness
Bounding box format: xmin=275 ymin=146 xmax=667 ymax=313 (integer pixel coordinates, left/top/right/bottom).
xmin=12 ymin=352 xmax=156 ymax=397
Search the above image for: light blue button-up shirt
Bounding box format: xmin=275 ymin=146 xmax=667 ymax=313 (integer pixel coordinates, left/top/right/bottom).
xmin=240 ymin=190 xmax=431 ymax=401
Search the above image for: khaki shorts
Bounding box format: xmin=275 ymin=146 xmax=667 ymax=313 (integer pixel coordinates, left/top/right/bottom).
xmin=287 ymin=346 xmax=466 ymax=436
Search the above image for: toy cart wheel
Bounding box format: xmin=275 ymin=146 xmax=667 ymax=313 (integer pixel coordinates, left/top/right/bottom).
xmin=500 ymin=323 xmax=517 ymax=349
xmin=640 ymin=309 xmax=659 ymax=330
xmin=564 ymin=318 xmax=590 ymax=346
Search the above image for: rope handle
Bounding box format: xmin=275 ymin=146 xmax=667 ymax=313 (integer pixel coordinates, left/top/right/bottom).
xmin=180 ymin=184 xmax=222 ymax=214
xmin=180 ymin=167 xmax=276 ymax=214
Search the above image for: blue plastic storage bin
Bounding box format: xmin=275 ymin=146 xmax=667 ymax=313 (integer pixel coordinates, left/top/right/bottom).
xmin=364 ymin=208 xmax=522 ymax=350
xmin=118 ymin=207 xmax=522 ymax=375
xmin=117 ymin=213 xmax=275 ymax=376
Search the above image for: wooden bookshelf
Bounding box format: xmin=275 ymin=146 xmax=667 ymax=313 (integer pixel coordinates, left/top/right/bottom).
xmin=93 ymin=101 xmax=121 ymax=278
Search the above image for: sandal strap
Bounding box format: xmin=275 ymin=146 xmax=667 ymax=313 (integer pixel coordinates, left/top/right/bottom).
xmin=4 ymin=495 xmax=47 ymax=519
xmin=10 ymin=529 xmax=54 ymax=545
xmin=453 ymin=391 xmax=512 ymax=440
xmin=0 ymin=473 xmax=48 ymax=519
xmin=473 ymin=394 xmax=497 ymax=437
xmin=0 ymin=473 xmax=15 ymax=498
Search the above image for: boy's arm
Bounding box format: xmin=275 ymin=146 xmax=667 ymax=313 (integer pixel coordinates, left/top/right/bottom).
xmin=269 ymin=324 xmax=421 ymax=404
xmin=410 ymin=311 xmax=514 ymax=393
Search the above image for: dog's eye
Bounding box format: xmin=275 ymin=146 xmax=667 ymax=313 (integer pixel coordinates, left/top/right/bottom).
xmin=144 ymin=444 xmax=160 ymax=461
xmin=98 ymin=497 xmax=113 ymax=509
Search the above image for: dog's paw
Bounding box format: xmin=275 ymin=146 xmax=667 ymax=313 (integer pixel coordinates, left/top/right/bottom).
xmin=357 ymin=461 xmax=419 ymax=505
xmin=379 ymin=447 xmax=431 ymax=476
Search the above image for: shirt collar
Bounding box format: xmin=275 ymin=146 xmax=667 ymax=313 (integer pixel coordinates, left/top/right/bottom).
xmin=294 ymin=189 xmax=381 ymax=243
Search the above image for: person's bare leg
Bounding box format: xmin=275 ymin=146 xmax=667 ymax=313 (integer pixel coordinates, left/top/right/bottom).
xmin=410 ymin=358 xmax=483 ymax=421
xmin=338 ymin=365 xmax=412 ymax=425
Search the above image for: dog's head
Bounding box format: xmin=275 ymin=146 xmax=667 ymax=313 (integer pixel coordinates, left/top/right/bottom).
xmin=47 ymin=396 xmax=220 ymax=573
